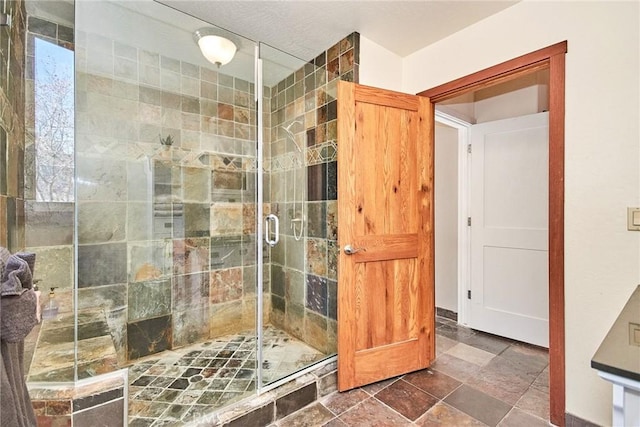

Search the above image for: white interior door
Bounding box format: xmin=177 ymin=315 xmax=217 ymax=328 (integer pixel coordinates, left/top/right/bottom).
xmin=469 ymin=112 xmax=549 ymax=347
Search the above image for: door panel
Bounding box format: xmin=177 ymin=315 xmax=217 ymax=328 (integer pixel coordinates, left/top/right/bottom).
xmin=355 ymin=258 xmax=417 ymax=350
xmin=483 ymin=247 xmax=548 ymax=319
xmin=337 ymin=82 xmax=434 ymax=391
xmin=470 ymin=112 xmax=549 ymax=347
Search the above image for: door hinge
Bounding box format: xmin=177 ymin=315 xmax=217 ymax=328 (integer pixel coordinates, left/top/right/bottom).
xmin=467 ymin=144 xmax=472 ymax=154
xmin=467 ymin=217 xmax=471 ymax=226
xmin=467 ymin=290 xmax=471 ymax=299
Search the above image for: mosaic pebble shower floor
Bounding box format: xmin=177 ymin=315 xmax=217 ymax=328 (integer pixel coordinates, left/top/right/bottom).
xmin=127 ymin=326 xmax=327 ymax=426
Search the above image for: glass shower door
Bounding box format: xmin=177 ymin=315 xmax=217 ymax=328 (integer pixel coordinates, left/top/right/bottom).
xmin=258 ymin=43 xmax=336 ymax=388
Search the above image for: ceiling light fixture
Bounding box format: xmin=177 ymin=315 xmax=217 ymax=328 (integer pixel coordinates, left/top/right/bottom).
xmin=194 ymin=28 xmax=237 ymax=68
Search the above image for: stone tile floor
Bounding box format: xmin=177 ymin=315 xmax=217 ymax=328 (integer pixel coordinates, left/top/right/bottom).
xmin=127 ymin=326 xmax=326 ymax=426
xmin=274 ymin=316 xmax=551 ymax=426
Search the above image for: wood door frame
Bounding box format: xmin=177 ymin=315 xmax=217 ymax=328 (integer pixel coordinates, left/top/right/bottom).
xmin=418 ymin=41 xmax=567 ymax=427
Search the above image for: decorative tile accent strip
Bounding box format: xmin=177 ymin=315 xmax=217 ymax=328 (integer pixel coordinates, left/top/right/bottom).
xmin=306 ymin=141 xmax=337 ymax=166
xmin=270 ymin=151 xmax=305 ymax=172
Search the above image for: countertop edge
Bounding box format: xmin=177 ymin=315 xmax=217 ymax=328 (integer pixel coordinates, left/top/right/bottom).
xmin=591 ymin=359 xmax=640 ymax=383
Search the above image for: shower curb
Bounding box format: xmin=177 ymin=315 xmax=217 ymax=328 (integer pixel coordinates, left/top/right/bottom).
xmin=187 ymin=360 xmax=338 ymax=426
xmin=29 ymin=369 xmax=128 ymax=426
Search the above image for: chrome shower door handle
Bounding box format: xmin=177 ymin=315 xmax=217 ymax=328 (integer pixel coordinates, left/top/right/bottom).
xmin=265 ymin=214 xmax=279 ymax=247
xmin=344 ymin=244 xmax=365 ymax=255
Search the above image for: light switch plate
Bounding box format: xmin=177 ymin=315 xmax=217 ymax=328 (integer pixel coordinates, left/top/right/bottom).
xmin=627 ymin=208 xmax=640 ymax=231
xmin=630 ymin=322 xmax=640 ymax=346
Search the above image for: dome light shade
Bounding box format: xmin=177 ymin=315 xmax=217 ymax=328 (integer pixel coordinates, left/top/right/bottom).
xmin=194 ymin=30 xmax=237 ymax=67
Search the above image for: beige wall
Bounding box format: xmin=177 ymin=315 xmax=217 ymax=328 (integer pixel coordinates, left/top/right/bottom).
xmin=434 ymin=123 xmax=459 ymax=313
xmin=399 ymin=1 xmax=640 ymax=424
xmin=473 ymin=71 xmax=549 ymax=123
xmin=438 ymin=73 xmax=549 ymax=124
xmin=359 ymin=36 xmax=403 ymax=92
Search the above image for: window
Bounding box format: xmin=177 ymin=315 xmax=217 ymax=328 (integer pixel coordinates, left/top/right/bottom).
xmin=34 ymin=37 xmax=74 ymax=202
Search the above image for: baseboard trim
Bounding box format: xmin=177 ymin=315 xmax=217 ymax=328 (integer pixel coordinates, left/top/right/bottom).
xmin=565 ymin=412 xmax=602 ymax=427
xmin=436 ymin=307 xmax=458 ymax=322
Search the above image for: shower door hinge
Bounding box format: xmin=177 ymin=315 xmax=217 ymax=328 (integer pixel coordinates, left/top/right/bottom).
xmin=467 ymin=217 xmax=471 ymax=226
xmin=467 ymin=144 xmax=472 ymax=154
xmin=467 ymin=290 xmax=471 ymax=299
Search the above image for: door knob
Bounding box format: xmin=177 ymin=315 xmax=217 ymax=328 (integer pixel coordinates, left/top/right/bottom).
xmin=344 ymin=244 xmax=365 ymax=255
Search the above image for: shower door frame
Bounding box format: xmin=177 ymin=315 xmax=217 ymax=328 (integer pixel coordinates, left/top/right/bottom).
xmin=255 ymin=45 xmax=266 ymax=391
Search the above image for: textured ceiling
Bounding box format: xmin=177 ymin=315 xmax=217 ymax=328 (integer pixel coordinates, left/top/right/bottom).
xmin=26 ymin=0 xmax=519 ymax=86
xmin=158 ymin=0 xmax=519 ymax=61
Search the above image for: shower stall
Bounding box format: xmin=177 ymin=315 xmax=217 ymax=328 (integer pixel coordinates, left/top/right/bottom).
xmin=21 ymin=0 xmax=351 ymax=424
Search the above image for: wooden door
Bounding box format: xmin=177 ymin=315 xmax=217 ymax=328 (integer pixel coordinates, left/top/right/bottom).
xmin=470 ymin=112 xmax=549 ymax=347
xmin=337 ymin=81 xmax=434 ymax=391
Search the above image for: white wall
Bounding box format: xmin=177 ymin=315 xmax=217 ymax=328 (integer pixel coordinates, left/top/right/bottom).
xmin=402 ymin=1 xmax=640 ymax=424
xmin=358 ymin=36 xmax=403 ymax=91
xmin=435 ymin=123 xmax=459 ymax=313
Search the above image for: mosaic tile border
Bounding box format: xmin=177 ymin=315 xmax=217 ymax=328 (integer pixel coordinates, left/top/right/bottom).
xmin=268 ymin=140 xmax=337 ymax=172
xmin=307 ymin=141 xmax=337 ymax=167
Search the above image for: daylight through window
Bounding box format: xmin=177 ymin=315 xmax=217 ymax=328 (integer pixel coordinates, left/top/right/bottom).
xmin=34 ymin=37 xmax=74 ymax=202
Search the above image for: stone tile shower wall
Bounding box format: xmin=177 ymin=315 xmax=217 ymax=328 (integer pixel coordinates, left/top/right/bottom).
xmin=0 ymin=0 xmax=26 ymax=252
xmin=267 ymin=33 xmax=359 ymax=354
xmin=74 ymin=31 xmax=258 ymax=364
